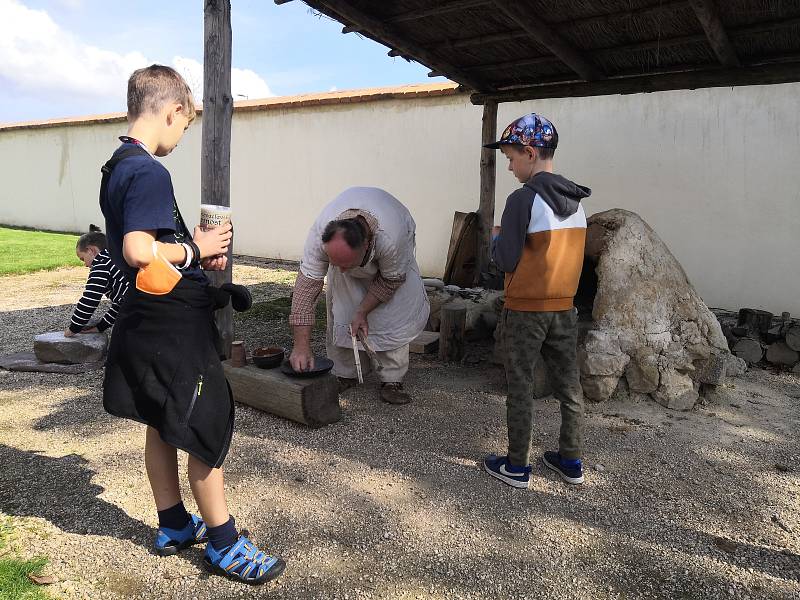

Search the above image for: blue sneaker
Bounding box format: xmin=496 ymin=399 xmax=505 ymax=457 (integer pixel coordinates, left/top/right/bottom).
xmin=542 ymin=451 xmax=585 ymax=485
xmin=483 ymin=454 xmax=532 ymax=488
xmin=154 ymin=514 xmax=208 ymax=556
xmin=204 ymin=534 xmax=285 ymax=585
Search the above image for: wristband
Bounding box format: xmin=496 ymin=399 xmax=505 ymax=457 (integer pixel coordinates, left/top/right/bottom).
xmin=187 ymin=239 xmax=201 ymax=266
xmin=179 ymin=243 xmax=193 ymax=270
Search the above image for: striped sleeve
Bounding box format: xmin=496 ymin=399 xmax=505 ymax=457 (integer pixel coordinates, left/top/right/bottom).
xmin=96 ymin=253 xmax=129 ymax=331
xmin=69 ymin=260 xmax=111 ymax=333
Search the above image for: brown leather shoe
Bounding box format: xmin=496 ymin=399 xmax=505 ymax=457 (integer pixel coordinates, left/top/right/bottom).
xmin=337 ymin=377 xmax=358 ymax=393
xmin=379 ymin=382 xmax=412 ymax=405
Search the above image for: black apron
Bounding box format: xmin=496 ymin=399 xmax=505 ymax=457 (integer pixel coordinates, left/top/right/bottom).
xmin=103 ymin=278 xmax=234 ymax=468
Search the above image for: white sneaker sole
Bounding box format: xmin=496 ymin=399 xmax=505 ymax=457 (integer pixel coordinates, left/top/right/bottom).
xmin=484 ymin=463 xmax=529 ymax=489
xmin=542 ymin=456 xmax=585 ymax=485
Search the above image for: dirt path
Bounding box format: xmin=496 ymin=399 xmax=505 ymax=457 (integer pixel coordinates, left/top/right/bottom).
xmin=0 ymin=263 xmax=798 ymax=600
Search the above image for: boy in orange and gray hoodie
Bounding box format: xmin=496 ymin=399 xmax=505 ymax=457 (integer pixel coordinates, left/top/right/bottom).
xmin=482 ymin=113 xmax=591 ymax=488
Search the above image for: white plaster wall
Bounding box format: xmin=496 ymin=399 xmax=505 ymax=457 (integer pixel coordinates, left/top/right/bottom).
xmin=0 ymin=83 xmax=798 ymax=314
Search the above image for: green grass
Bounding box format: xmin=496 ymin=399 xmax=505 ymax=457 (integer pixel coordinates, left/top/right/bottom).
xmin=0 ymin=517 xmax=50 ymax=600
xmin=0 ymin=227 xmax=81 ymax=276
xmin=239 ymin=296 xmax=327 ymax=331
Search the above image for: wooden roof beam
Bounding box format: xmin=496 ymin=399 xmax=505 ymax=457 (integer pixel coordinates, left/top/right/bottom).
xmin=561 ymin=0 xmax=692 ymax=29
xmin=440 ymin=1 xmax=692 ymax=52
xmin=490 ymin=0 xmax=604 ymax=81
xmin=460 ymin=15 xmax=800 ymax=73
xmin=342 ymin=0 xmax=490 ymax=34
xmin=311 ymin=0 xmax=490 ymax=91
xmin=689 ymin=0 xmax=740 ymax=67
xmin=470 ymin=61 xmax=800 ymax=104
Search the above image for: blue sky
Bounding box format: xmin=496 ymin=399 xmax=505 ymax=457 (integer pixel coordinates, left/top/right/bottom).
xmin=0 ymin=0 xmax=449 ymax=123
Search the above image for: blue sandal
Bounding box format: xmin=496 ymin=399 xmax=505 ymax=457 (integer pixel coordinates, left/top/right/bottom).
xmin=203 ymin=534 xmax=285 ymax=585
xmin=154 ymin=514 xmax=208 ymax=556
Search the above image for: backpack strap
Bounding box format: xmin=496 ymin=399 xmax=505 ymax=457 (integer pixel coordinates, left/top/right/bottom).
xmin=99 ymin=145 xmax=150 ymax=215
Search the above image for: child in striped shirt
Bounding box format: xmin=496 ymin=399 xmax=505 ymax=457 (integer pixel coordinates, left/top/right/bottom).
xmin=64 ymin=227 xmax=129 ymax=337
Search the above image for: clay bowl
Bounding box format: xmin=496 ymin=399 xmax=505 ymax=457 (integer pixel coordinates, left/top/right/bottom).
xmin=251 ymin=346 xmax=285 ymax=369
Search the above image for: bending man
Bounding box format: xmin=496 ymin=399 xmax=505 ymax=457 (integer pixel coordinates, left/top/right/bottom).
xmin=289 ymin=187 xmax=429 ymax=405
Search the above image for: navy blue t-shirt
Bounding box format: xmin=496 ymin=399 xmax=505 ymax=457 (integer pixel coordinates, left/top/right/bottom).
xmin=102 ymin=143 xmax=206 ymax=284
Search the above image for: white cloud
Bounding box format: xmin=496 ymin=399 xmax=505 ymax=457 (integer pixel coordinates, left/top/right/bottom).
xmin=0 ymin=0 xmax=146 ymax=101
xmin=0 ymin=0 xmax=273 ymax=111
xmin=173 ymin=56 xmax=273 ymax=102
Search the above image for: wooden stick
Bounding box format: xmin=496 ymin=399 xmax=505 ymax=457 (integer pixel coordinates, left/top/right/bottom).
xmin=350 ymin=328 xmax=364 ymax=383
xmin=357 ymin=331 xmax=384 ymax=371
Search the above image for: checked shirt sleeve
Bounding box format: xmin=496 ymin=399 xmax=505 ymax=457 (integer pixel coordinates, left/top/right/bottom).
xmin=289 ymin=273 xmax=325 ymax=327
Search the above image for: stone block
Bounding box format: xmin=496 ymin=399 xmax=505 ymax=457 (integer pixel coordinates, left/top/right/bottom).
xmin=693 ymin=352 xmax=726 ymax=385
xmin=579 ymin=350 xmax=630 ymax=377
xmin=652 ymin=369 xmax=698 ymax=411
xmin=34 ymin=331 xmax=108 ymax=365
xmin=0 ymin=351 xmax=104 ymax=374
xmin=581 ymin=374 xmax=620 ymax=402
xmin=766 ymin=342 xmax=800 ymax=366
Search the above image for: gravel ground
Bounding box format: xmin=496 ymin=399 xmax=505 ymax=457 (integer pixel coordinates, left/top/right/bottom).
xmin=0 ymin=260 xmax=799 ymax=600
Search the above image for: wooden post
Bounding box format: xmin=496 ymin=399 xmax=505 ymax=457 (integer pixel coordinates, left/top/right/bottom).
xmin=736 ymin=308 xmax=773 ymax=340
xmin=439 ymin=303 xmax=466 ymax=363
xmin=202 ymin=0 xmax=234 ymax=357
xmin=476 ymin=99 xmax=497 ymax=285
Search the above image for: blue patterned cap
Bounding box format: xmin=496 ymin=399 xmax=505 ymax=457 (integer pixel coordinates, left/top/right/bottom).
xmin=484 ymin=113 xmax=558 ymax=150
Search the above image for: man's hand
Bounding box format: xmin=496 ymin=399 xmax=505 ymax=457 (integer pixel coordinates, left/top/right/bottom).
xmin=193 ymin=222 xmax=232 ymax=259
xmin=63 ymin=329 xmax=75 ymax=338
xmin=350 ymin=311 xmax=369 ymax=339
xmin=82 ymin=326 xmax=99 ymax=333
xmin=201 ymin=255 xmax=228 ymax=271
xmin=289 ymin=344 xmax=314 ymax=372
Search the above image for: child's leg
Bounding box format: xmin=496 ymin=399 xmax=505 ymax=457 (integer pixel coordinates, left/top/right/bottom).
xmin=502 ymin=309 xmax=548 ymax=466
xmin=540 ymin=310 xmax=584 ymax=459
xmin=187 ymin=456 xmax=230 ymax=528
xmin=145 ymin=426 xmax=182 ymax=510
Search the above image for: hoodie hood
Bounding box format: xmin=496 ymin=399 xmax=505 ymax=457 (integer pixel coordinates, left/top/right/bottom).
xmin=524 ymin=172 xmax=591 ymax=218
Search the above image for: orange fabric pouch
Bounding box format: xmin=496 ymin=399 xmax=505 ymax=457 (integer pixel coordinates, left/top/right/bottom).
xmin=136 ymin=241 xmax=182 ymax=295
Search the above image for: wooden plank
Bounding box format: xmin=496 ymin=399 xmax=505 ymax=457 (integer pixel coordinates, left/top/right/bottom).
xmin=309 ymin=0 xmax=489 ymax=91
xmin=443 ymin=211 xmax=479 ymax=287
xmin=410 ymin=331 xmax=440 ymax=354
xmin=439 ymin=304 xmax=466 ymax=362
xmin=689 ymin=0 xmax=740 ymax=67
xmin=476 ymin=100 xmax=497 ymax=284
xmin=203 ymin=0 xmax=234 ymax=357
xmin=470 ymin=61 xmax=800 ymax=104
xmin=223 ymin=361 xmax=341 ymax=428
xmin=490 ymin=0 xmax=605 ymax=81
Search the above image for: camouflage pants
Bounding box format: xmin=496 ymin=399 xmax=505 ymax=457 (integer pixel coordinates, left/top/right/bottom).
xmin=502 ymin=308 xmax=584 ymax=465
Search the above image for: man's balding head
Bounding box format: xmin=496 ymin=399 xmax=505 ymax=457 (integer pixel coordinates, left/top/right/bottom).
xmin=321 ymin=218 xmax=369 ymax=270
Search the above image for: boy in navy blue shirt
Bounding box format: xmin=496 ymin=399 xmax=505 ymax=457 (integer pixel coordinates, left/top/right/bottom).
xmin=101 ymin=65 xmax=284 ymax=584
